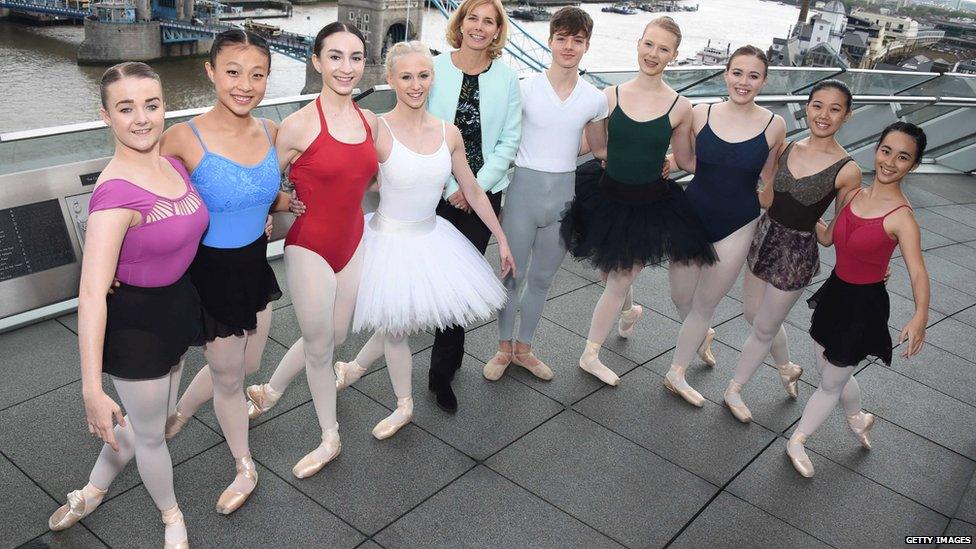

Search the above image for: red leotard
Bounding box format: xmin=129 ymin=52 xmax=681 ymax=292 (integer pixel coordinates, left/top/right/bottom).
xmin=833 ymin=189 xmax=912 ymax=285
xmin=285 ymin=97 xmax=378 ymax=271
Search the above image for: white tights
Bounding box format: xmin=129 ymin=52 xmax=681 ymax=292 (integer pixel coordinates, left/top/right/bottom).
xmin=733 ymin=271 xmax=801 ymax=385
xmin=174 ymin=307 xmax=272 ymax=419
xmin=89 ymin=363 xmax=183 ymax=512
xmin=796 ymin=344 xmax=862 ymax=436
xmin=282 ymin=244 xmax=363 ymax=443
xmin=587 ymin=265 xmax=643 ymax=344
xmin=668 ymin=220 xmax=758 ymax=368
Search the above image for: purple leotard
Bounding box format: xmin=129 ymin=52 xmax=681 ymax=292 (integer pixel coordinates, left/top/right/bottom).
xmin=88 ymin=156 xmax=209 ymax=287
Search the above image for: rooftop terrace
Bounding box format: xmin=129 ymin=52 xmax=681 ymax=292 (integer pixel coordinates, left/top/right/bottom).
xmin=2 ymin=170 xmax=975 ymax=548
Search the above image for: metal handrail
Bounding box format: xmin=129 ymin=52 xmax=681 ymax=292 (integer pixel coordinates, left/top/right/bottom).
xmin=3 ymin=90 xmax=975 ymax=144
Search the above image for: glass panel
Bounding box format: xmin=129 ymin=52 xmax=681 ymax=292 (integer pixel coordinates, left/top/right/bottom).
xmin=355 ymin=88 xmax=397 ymax=114
xmin=901 ymin=105 xmax=957 ymax=125
xmin=832 ymin=70 xmax=937 ymax=96
xmin=665 ymin=68 xmax=724 ymax=93
xmin=582 ymin=70 xmax=638 ymax=89
xmin=897 ymin=74 xmax=976 ymax=98
xmin=765 ymin=68 xmax=842 ymax=94
xmin=926 ymin=132 xmax=976 ymax=158
xmin=0 ymin=128 xmax=114 ymax=176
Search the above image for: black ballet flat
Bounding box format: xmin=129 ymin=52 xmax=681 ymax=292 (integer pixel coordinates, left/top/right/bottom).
xmin=428 ymin=376 xmax=458 ymax=413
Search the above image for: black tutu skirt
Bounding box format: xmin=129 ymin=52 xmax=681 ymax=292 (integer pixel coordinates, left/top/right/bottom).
xmin=104 ymin=274 xmax=205 ymax=380
xmin=560 ymin=159 xmax=717 ymax=272
xmin=807 ymin=270 xmax=892 ymax=366
xmin=189 ymin=234 xmax=282 ymax=341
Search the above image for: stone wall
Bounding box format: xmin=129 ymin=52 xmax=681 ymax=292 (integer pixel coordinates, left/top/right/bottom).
xmin=78 ymin=19 xmax=162 ymax=64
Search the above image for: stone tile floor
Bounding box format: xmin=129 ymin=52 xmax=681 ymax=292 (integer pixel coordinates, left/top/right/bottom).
xmin=3 ymin=173 xmax=975 ymax=548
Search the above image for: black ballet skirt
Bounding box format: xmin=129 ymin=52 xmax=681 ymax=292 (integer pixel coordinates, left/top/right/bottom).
xmin=103 ymin=274 xmax=205 ymax=380
xmin=560 ymin=159 xmax=717 ymax=272
xmin=189 ymin=234 xmax=282 ymax=341
xmin=807 ymin=270 xmax=893 ymax=367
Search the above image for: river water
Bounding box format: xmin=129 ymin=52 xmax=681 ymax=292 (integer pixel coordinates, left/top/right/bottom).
xmin=0 ymin=0 xmax=798 ymax=132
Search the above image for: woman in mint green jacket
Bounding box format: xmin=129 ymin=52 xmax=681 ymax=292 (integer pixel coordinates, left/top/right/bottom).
xmin=426 ymin=0 xmax=522 ymax=413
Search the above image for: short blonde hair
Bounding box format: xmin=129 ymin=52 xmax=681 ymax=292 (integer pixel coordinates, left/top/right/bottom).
xmin=385 ymin=40 xmax=434 ymax=75
xmin=644 ymin=16 xmax=682 ymax=48
xmin=445 ymin=0 xmax=509 ymax=60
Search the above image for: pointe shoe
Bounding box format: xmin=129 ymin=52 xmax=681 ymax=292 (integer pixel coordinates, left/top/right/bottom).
xmin=483 ymin=350 xmax=513 ymax=381
xmin=335 ymin=360 xmax=367 ymax=390
xmin=293 ymin=429 xmax=341 ymax=479
xmin=161 ymin=506 xmax=189 ymax=549
xmin=48 ymin=484 xmax=107 ymax=531
xmin=215 ymin=456 xmax=258 ymax=515
xmin=776 ymin=362 xmax=803 ymax=399
xmin=372 ymin=397 xmax=414 ymax=440
xmin=579 ymin=340 xmax=620 ymax=386
xmin=617 ymin=305 xmax=644 ymax=338
xmin=723 ymin=380 xmax=753 ymax=423
xmin=847 ymin=411 xmax=876 ymax=450
xmin=663 ymin=366 xmax=705 ymax=407
xmin=165 ymin=410 xmax=191 ymax=440
xmin=697 ymin=328 xmax=717 ymax=366
xmin=245 ymin=383 xmax=281 ymax=420
xmin=786 ymin=431 xmax=815 ymax=478
xmin=512 ymin=351 xmax=554 ymax=381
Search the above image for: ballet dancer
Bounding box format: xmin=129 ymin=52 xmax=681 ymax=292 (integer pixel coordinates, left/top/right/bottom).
xmin=159 ymin=29 xmax=286 ymax=513
xmin=787 ymin=122 xmax=930 ymax=477
xmin=665 ymin=45 xmax=786 ymax=406
xmin=244 ymin=22 xmax=379 ymax=479
xmin=561 ymin=17 xmax=717 ymax=387
xmin=49 ymin=62 xmax=206 ymax=549
xmin=425 ymin=0 xmax=522 ymax=411
xmin=336 ymin=40 xmax=514 ymax=439
xmin=724 ymin=79 xmax=861 ymax=422
xmin=483 ymin=7 xmax=607 ymax=382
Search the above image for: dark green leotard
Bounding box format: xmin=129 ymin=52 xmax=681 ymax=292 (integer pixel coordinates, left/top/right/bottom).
xmin=605 ymin=86 xmax=679 ymax=185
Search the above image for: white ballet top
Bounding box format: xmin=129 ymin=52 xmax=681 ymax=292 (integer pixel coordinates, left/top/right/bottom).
xmin=515 ymin=72 xmax=609 ymax=173
xmin=376 ymin=117 xmax=453 ymax=223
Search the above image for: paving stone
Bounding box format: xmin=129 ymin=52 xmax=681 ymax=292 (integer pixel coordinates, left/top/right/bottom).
xmin=956 ymin=474 xmax=976 ymax=525
xmin=269 ymin=258 xmax=292 ymax=310
xmin=917 ymin=253 xmax=976 ymax=297
xmin=944 ymin=519 xmax=976 ymax=540
xmin=1 ymin=454 xmax=105 ymax=549
xmin=642 ymin=340 xmax=817 ymax=434
xmin=914 ymin=210 xmax=976 ymax=242
xmin=83 ymin=444 xmax=363 ymax=548
xmin=18 ymin=526 xmax=108 ymax=549
xmin=804 ymin=410 xmax=976 ymax=516
xmin=856 ymin=366 xmax=976 ymax=460
xmin=248 ymin=391 xmax=474 ymax=535
xmin=729 ymin=439 xmax=949 ymax=549
xmin=0 ymin=320 xmax=81 ymax=410
xmin=574 ymin=367 xmax=776 ymax=485
xmin=954 ymin=305 xmax=976 ymax=329
xmin=887 ymin=264 xmax=976 ymax=317
xmin=356 ymin=349 xmax=563 ymax=460
xmin=559 ymin=256 xmax=602 ymax=283
xmin=929 ymin=204 xmax=976 ymax=229
xmin=543 ymin=284 xmax=683 ymax=365
xmin=464 ymin=318 xmax=639 ymax=406
xmin=888 ymin=341 xmax=976 ymax=407
xmin=57 ymin=312 xmax=78 ymax=334
xmin=375 ymin=465 xmax=623 ymax=549
xmin=0 ymin=379 xmax=222 ymax=501
xmin=486 ymin=411 xmax=715 ymax=548
xmin=929 ymin=243 xmax=976 ymax=271
xmin=924 ymin=318 xmax=976 ymax=364
xmin=901 ymin=178 xmax=958 ymax=208
xmin=670 ymin=491 xmax=830 ymax=549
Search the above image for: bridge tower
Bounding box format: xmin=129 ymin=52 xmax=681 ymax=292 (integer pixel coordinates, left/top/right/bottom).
xmin=302 ymin=0 xmax=424 ymax=93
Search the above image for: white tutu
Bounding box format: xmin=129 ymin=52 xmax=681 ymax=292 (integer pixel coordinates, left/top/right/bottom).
xmin=352 ymin=212 xmax=506 ymax=336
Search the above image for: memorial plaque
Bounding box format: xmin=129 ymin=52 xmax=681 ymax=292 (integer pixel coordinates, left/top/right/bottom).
xmin=0 ymin=199 xmax=76 ymax=282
